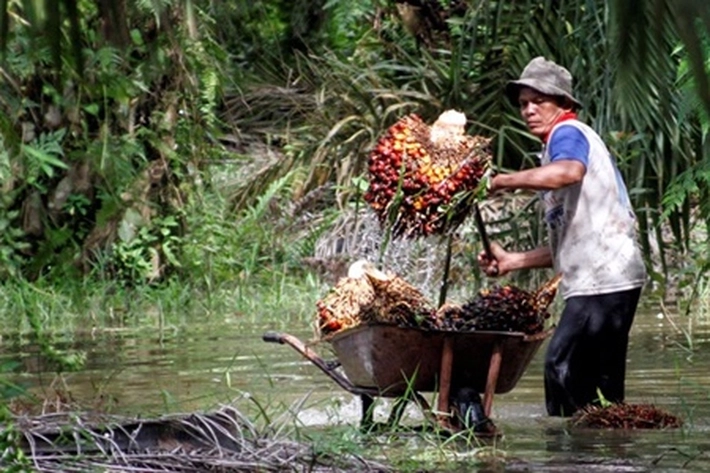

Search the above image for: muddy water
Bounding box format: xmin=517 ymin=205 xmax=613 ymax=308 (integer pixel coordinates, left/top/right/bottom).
xmin=4 ymin=307 xmax=710 ymax=471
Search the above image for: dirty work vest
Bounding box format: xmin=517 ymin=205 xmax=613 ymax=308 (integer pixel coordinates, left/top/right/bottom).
xmin=540 ymin=120 xmax=647 ymax=299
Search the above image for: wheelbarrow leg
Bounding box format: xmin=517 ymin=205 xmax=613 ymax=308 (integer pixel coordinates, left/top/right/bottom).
xmin=482 ymin=340 xmax=503 ymax=418
xmin=360 ymin=395 xmax=375 ymax=431
xmin=435 ymin=337 xmax=455 ymax=430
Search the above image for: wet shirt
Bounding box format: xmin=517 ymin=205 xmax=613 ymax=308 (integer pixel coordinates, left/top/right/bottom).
xmin=540 ymin=120 xmax=647 ymax=299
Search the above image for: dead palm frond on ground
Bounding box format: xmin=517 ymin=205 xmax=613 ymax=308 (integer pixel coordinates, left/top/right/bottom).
xmin=12 ymin=405 xmax=391 ymax=472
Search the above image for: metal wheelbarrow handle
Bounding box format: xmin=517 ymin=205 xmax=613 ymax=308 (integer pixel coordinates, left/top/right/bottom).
xmin=262 ymin=331 xmax=285 ymax=344
xmin=261 ymin=331 xmax=376 ymax=396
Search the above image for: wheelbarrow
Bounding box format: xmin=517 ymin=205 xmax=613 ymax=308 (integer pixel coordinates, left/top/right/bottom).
xmin=263 ymin=324 xmax=552 ymax=434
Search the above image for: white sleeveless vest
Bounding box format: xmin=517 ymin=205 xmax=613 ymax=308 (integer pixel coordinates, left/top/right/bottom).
xmin=540 ymin=120 xmax=647 ymax=299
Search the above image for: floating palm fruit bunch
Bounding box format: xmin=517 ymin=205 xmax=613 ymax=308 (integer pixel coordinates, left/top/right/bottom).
xmin=364 ymin=111 xmax=492 ymax=239
xmin=571 ymin=403 xmax=682 ymax=429
xmin=443 ymin=273 xmax=563 ymax=335
xmin=315 ymin=260 xmax=436 ymax=339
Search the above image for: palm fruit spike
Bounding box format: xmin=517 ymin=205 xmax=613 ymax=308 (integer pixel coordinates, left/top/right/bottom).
xmin=533 ymin=273 xmax=563 ymax=312
xmin=364 ymin=267 xmax=436 ymax=327
xmin=430 ymin=110 xmax=467 ymax=143
xmin=359 ymin=262 xmax=435 ymax=326
xmin=348 ymin=259 xmax=389 ymax=280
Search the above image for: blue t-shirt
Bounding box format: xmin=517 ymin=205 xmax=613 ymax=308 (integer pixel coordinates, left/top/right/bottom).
xmin=548 ymin=124 xmax=589 ymax=167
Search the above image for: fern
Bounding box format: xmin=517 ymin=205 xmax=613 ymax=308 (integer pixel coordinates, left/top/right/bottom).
xmin=245 ymin=170 xmax=294 ymax=222
xmin=21 ymin=130 xmax=68 ymax=190
xmin=662 ymin=159 xmax=710 ymax=219
xmin=199 ymin=68 xmax=220 ymax=129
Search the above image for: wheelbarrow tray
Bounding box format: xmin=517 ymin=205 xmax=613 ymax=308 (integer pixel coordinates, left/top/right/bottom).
xmin=329 ymin=323 xmax=550 ymax=397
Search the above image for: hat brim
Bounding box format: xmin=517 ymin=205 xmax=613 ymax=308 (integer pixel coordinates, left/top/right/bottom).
xmin=505 ymin=79 xmax=583 ymax=109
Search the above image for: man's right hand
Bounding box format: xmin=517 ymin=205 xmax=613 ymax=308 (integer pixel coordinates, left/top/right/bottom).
xmin=477 ymin=241 xmax=509 ymax=277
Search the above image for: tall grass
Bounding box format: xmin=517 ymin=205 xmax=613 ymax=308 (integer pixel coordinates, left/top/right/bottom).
xmin=0 ymin=273 xmax=323 ymax=335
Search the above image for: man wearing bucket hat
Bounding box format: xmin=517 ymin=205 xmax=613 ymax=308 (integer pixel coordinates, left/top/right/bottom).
xmin=477 ymin=57 xmax=647 ymax=416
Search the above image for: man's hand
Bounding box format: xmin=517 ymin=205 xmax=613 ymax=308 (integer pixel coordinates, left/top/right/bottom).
xmin=486 ymin=172 xmax=502 ymax=194
xmin=477 ymin=241 xmax=510 ymax=277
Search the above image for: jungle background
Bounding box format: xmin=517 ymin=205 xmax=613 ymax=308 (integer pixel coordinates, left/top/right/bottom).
xmin=1 ymin=0 xmax=710 ymax=436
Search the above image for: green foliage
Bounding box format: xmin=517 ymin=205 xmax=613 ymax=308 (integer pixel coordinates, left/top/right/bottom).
xmin=0 ymin=362 xmax=25 ymax=403
xmin=0 ymin=206 xmax=29 ymax=279
xmin=0 ymin=0 xmax=231 ymax=283
xmin=181 ymin=169 xmax=326 ymax=288
xmin=0 ymin=0 xmax=708 ymax=299
xmin=17 ymin=281 xmax=87 ymax=373
xmin=211 ymin=0 xmax=374 ymax=75
xmin=662 ymin=160 xmax=710 ymax=220
xmin=20 ymin=130 xmax=67 ymax=192
xmin=0 ymin=403 xmax=31 ymax=473
xmin=606 ymin=0 xmax=709 ymax=280
xmin=110 ymin=213 xmax=182 ymax=283
xmin=596 ymin=387 xmax=613 ymax=408
xmin=321 ymin=0 xmax=374 ymax=54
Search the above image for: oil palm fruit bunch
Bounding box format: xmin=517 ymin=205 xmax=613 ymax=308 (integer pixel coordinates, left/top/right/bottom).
xmin=315 ymin=275 xmax=375 ymax=337
xmin=364 ymin=111 xmax=492 ymax=239
xmin=315 ymin=260 xmax=436 ymax=338
xmin=364 ymin=266 xmax=437 ymax=327
xmin=571 ymin=403 xmax=682 ymax=429
xmin=453 ymin=274 xmax=563 ymax=334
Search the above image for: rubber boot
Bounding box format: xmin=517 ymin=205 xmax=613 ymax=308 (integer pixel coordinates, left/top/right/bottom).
xmin=450 ymin=387 xmax=496 ymax=435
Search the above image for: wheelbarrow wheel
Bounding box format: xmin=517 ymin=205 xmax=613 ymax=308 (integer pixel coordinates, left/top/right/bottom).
xmin=450 ymin=387 xmax=497 ymax=435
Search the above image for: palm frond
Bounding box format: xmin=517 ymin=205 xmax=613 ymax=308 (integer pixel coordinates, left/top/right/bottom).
xmin=611 ymin=0 xmax=710 ymax=118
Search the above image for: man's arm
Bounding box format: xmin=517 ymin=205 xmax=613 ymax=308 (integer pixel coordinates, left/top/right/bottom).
xmin=503 ymin=246 xmax=553 ymax=271
xmin=479 ymin=243 xmax=553 ymax=276
xmin=491 ymin=160 xmax=585 ymax=192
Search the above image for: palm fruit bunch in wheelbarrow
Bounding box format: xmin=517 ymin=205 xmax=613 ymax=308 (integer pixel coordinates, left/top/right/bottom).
xmin=431 ymin=274 xmax=563 ymax=335
xmin=363 ymin=111 xmax=492 ymax=239
xmin=315 ymin=260 xmax=437 ymax=338
xmin=315 ymin=261 xmax=561 ymax=338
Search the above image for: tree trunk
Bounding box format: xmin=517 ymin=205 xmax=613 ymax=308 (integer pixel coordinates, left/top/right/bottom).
xmin=97 ymin=0 xmax=129 ymax=48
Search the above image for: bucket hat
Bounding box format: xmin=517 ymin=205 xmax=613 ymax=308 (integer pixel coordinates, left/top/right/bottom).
xmin=505 ymin=57 xmax=582 ymax=109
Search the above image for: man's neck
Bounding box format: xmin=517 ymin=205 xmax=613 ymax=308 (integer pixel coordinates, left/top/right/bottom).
xmin=543 ymin=111 xmax=578 ymax=143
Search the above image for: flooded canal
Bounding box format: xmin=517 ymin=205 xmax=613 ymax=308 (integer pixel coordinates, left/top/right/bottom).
xmin=4 ymin=304 xmax=710 ymax=471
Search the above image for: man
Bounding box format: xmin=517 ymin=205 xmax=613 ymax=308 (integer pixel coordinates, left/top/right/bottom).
xmin=478 ymin=57 xmax=647 ymax=416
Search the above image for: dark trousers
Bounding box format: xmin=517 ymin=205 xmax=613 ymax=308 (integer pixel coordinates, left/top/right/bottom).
xmin=544 ymin=287 xmax=642 ymax=417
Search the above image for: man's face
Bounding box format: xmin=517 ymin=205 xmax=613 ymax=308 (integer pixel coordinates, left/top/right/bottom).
xmin=517 ymin=87 xmax=569 ymax=139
